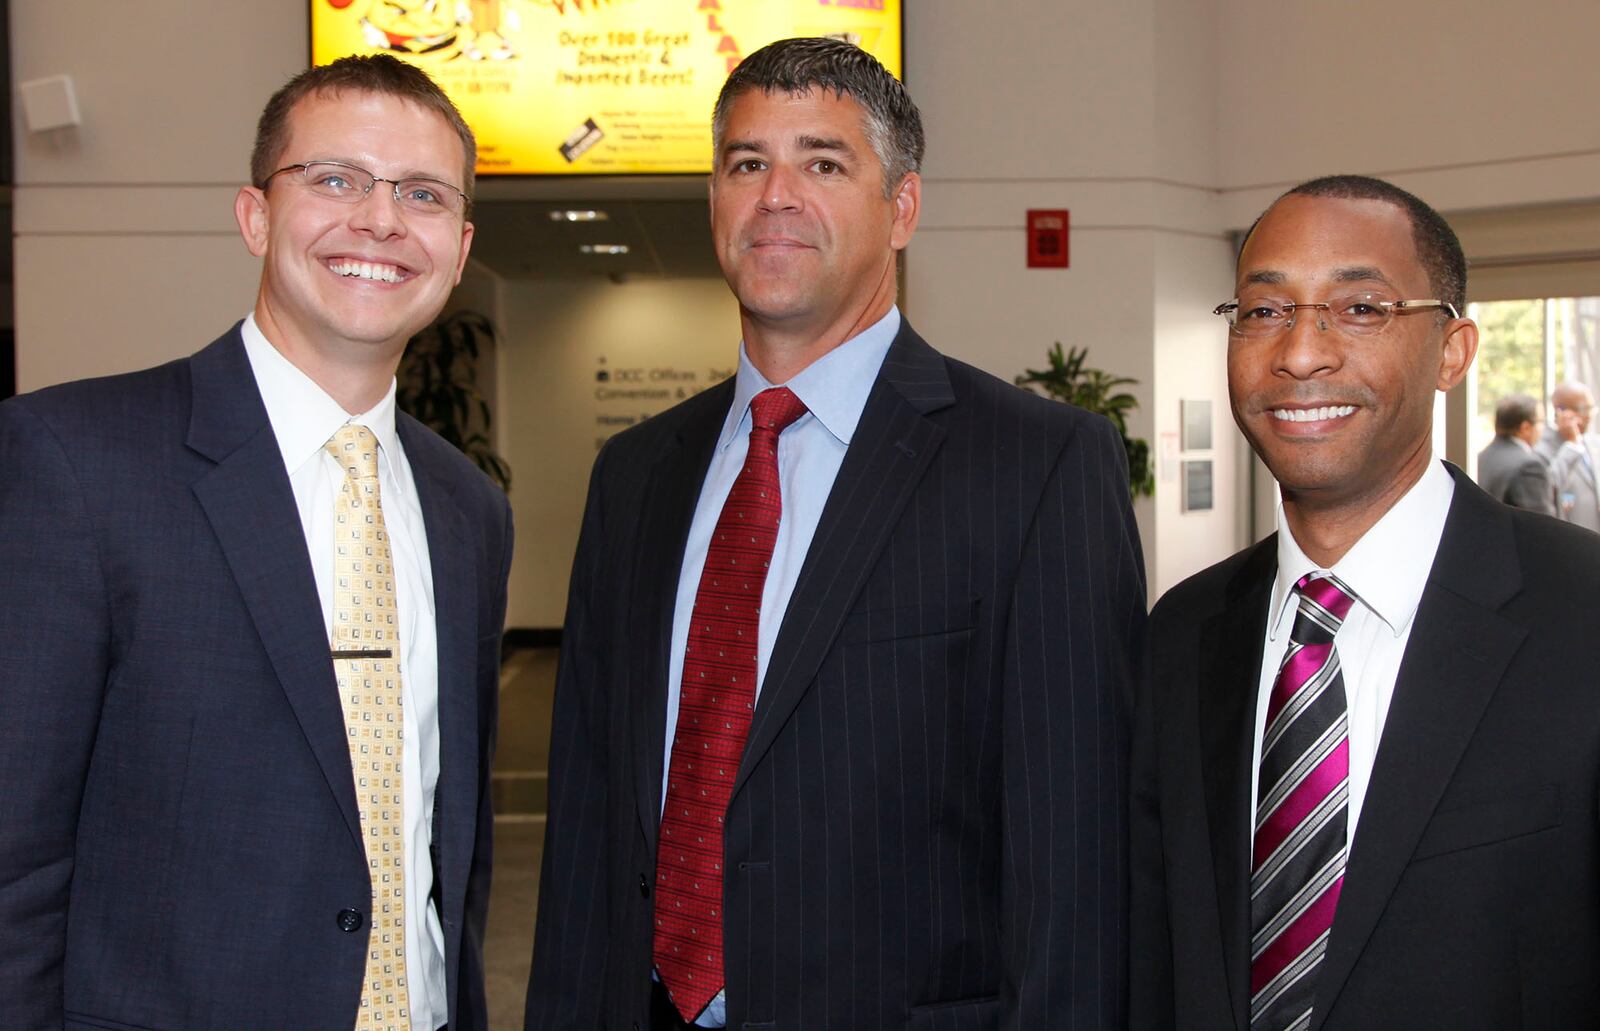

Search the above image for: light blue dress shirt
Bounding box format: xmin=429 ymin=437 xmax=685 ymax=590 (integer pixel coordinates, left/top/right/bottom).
xmin=659 ymin=306 xmax=899 ymax=1025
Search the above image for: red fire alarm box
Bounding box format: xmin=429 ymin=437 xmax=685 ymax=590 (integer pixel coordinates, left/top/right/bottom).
xmin=1027 ymin=209 xmax=1070 ymax=268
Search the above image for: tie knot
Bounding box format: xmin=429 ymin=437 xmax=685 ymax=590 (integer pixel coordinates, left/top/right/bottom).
xmin=325 ymin=424 xmax=381 ymax=482
xmin=748 ymin=386 xmax=808 ymax=436
xmin=1292 ymin=572 xmax=1356 ymax=640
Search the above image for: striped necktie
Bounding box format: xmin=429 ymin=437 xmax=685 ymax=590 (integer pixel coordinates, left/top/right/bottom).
xmin=653 ymin=386 xmax=808 ymax=1023
xmin=1250 ymin=572 xmax=1356 ymax=1031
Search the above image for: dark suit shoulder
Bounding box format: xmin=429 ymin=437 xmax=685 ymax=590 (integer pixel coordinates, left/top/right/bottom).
xmin=596 ymin=376 xmax=734 ymax=461
xmin=1150 ymin=537 xmax=1273 ymax=631
xmin=1505 ymin=502 xmax=1600 ymax=593
xmin=940 ymin=351 xmax=1114 ymax=439
xmin=2 ymin=352 xmax=192 ymax=443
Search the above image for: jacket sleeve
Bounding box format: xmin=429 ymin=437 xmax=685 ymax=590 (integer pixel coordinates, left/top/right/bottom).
xmin=0 ymin=400 xmax=113 ymax=1028
xmin=1505 ymin=456 xmax=1558 ymax=517
xmin=525 ymin=446 xmax=614 ymax=1030
xmin=1000 ymin=414 xmax=1147 ymax=1029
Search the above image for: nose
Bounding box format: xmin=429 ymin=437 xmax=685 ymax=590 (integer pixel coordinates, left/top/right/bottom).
xmin=348 ymin=182 xmax=406 ymax=240
xmin=1272 ymin=304 xmax=1342 ymax=380
xmin=757 ymin=164 xmax=802 ymax=214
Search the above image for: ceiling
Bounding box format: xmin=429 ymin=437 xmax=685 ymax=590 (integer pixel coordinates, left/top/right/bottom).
xmin=468 ymin=176 xmax=720 ymax=280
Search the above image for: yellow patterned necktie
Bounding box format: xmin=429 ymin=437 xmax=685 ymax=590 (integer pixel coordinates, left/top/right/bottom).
xmin=325 ymin=424 xmax=409 ymax=1030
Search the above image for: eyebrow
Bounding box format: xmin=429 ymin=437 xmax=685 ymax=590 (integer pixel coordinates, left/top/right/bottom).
xmin=1239 ymin=266 xmax=1399 ymax=290
xmin=720 ymin=135 xmax=856 ymax=158
xmin=1330 ymin=265 xmax=1396 ymax=289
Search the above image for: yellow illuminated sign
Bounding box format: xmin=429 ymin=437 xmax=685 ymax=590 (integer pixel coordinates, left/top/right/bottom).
xmin=310 ymin=0 xmax=903 ymax=176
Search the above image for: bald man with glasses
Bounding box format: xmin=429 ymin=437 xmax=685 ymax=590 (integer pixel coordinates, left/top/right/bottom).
xmin=1132 ymin=175 xmax=1600 ymax=1030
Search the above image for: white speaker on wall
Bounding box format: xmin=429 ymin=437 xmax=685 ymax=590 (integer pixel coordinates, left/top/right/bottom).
xmin=18 ymin=74 xmax=81 ymax=133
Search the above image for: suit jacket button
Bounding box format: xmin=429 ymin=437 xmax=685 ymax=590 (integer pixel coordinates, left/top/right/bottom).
xmin=337 ymin=908 xmax=364 ymax=932
xmin=638 ymin=874 xmax=650 ymax=898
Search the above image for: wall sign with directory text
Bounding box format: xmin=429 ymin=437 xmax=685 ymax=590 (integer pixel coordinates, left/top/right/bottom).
xmin=311 ymin=0 xmax=903 ymax=176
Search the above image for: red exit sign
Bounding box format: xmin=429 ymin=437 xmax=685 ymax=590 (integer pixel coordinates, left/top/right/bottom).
xmin=1027 ymin=209 xmax=1070 ymax=268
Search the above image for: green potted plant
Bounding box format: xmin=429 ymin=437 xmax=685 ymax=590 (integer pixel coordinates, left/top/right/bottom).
xmin=397 ymin=309 xmax=512 ymax=491
xmin=1015 ymin=342 xmax=1153 ymax=498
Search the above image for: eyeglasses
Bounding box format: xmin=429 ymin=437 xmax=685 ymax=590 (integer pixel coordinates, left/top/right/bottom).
xmin=264 ymin=160 xmax=468 ymax=217
xmin=1213 ymin=293 xmax=1460 ymax=337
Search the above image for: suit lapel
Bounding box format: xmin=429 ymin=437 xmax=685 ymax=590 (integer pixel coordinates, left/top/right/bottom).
xmin=629 ymin=383 xmax=732 ymax=856
xmin=1197 ymin=539 xmax=1275 ymax=1031
xmin=398 ymin=418 xmax=479 ymax=970
xmin=732 ymin=323 xmax=954 ymax=799
xmin=186 ymin=329 xmax=363 ymax=850
xmin=1312 ymin=472 xmax=1526 ymax=1029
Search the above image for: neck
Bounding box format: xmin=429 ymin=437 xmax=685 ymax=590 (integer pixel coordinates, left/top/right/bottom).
xmin=741 ymin=259 xmax=896 ymax=384
xmin=253 ymin=304 xmax=401 ymax=415
xmin=1280 ymin=449 xmax=1434 ymax=568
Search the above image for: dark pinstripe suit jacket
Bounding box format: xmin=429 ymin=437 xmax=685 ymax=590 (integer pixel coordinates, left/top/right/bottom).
xmin=527 ymin=320 xmax=1147 ymax=1030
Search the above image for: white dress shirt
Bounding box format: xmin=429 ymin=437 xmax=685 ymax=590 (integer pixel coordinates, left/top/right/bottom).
xmin=241 ymin=315 xmax=447 ymax=1031
xmin=661 ymin=306 xmax=899 ymax=1025
xmin=1251 ymin=459 xmax=1455 ymax=847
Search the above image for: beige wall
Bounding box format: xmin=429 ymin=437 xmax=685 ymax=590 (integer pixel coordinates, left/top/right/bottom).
xmin=11 ymin=2 xmax=306 ymax=389
xmin=496 ymin=276 xmax=740 ymax=628
xmin=12 ymin=0 xmax=1600 ymax=615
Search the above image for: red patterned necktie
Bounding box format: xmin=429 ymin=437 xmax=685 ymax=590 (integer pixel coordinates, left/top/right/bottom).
xmin=1250 ymin=572 xmax=1356 ymax=1031
xmin=653 ymin=386 xmax=809 ymax=1022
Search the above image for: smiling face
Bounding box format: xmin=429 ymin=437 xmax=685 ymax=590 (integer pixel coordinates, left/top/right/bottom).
xmin=235 ymin=88 xmax=474 ymax=383
xmin=709 ymin=87 xmax=918 ymax=368
xmin=1228 ymin=193 xmax=1476 ymax=517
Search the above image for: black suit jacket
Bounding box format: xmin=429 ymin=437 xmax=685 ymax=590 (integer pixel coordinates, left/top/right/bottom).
xmin=526 ymin=321 xmax=1146 ymax=1030
xmin=0 ymin=327 xmax=514 ymax=1030
xmin=1131 ymin=466 xmax=1600 ymax=1030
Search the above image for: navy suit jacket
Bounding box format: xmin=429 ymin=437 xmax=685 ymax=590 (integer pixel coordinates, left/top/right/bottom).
xmin=0 ymin=327 xmax=513 ymax=1030
xmin=526 ymin=320 xmax=1147 ymax=1030
xmin=1132 ymin=468 xmax=1600 ymax=1029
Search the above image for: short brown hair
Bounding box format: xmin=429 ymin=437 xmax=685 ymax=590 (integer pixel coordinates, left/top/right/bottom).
xmin=250 ymin=54 xmax=476 ymax=202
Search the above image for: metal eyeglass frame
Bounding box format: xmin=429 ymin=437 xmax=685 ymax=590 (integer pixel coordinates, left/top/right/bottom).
xmin=264 ymin=160 xmax=468 ymax=216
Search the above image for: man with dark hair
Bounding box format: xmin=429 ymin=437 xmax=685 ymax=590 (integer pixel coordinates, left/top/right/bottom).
xmin=527 ymin=36 xmax=1144 ymax=1031
xmin=1476 ymin=393 xmax=1556 ymax=515
xmin=1133 ymin=175 xmax=1600 ymax=1029
xmin=0 ymin=54 xmax=511 ymax=1030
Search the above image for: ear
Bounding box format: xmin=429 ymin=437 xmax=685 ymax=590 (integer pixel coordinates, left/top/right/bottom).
xmin=453 ymin=220 xmax=476 ymax=284
xmin=888 ymin=171 xmax=921 ymax=251
xmin=1436 ymin=314 xmax=1479 ymax=391
xmin=234 ymin=186 xmax=270 ymax=258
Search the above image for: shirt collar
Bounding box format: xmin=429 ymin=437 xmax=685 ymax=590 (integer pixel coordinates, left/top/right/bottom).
xmin=716 ymin=306 xmax=900 ymax=452
xmin=1269 ymin=459 xmax=1455 ymax=640
xmin=239 ymin=313 xmax=405 ymax=493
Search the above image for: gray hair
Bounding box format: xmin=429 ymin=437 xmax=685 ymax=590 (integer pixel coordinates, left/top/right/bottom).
xmin=711 ymin=37 xmax=924 ymax=198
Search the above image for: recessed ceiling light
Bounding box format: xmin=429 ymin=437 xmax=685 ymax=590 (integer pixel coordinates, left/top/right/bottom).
xmin=550 ymin=209 xmax=609 ymax=222
xmin=579 ymin=244 xmax=630 ymax=256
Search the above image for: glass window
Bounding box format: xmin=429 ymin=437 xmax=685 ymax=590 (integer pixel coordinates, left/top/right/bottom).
xmin=1469 ymin=296 xmax=1600 ymax=454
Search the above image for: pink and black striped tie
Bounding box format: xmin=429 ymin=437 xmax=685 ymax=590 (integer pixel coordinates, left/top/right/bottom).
xmin=653 ymin=386 xmax=808 ymax=1022
xmin=1250 ymin=572 xmax=1356 ymax=1031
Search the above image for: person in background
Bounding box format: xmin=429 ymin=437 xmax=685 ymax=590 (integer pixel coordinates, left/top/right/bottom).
xmin=527 ymin=36 xmax=1144 ymax=1031
xmin=1476 ymin=392 xmax=1556 ymax=515
xmin=0 ymin=55 xmax=511 ymax=1031
xmin=1540 ymin=382 xmax=1600 ymax=530
xmin=1133 ymin=174 xmax=1600 ymax=1030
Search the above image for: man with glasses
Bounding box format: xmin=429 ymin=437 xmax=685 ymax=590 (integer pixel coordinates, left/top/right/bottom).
xmin=1537 ymin=381 xmax=1600 ymax=530
xmin=1132 ymin=175 xmax=1600 ymax=1030
xmin=0 ymin=55 xmax=511 ymax=1031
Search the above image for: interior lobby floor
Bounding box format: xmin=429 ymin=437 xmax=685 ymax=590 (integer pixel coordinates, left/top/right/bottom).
xmin=484 ymin=647 xmax=557 ymax=1029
